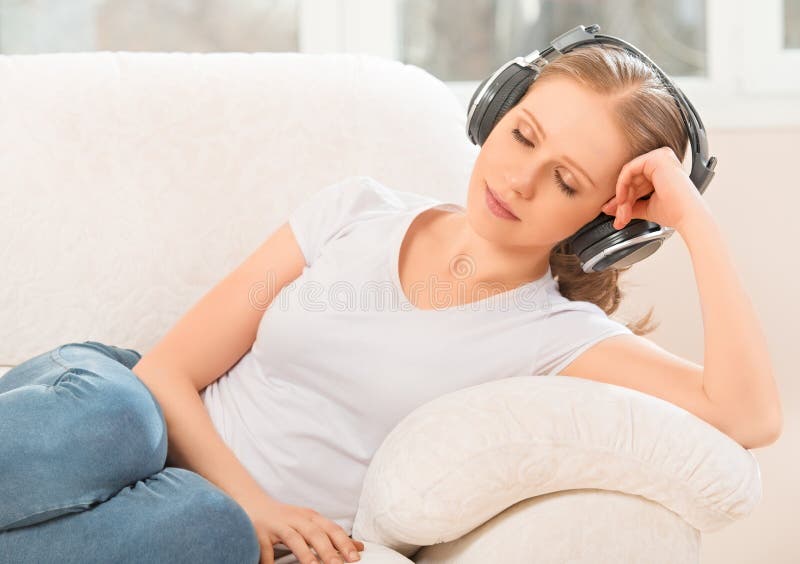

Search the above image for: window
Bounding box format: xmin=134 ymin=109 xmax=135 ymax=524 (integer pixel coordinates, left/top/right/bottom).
xmin=399 ymin=0 xmax=707 ymax=81
xmin=2 ymin=0 xmax=797 ymax=127
xmin=342 ymin=0 xmax=800 ymax=128
xmin=0 ymin=0 xmax=301 ymax=53
xmin=734 ymin=0 xmax=800 ymax=96
xmin=785 ymin=0 xmax=800 ymax=48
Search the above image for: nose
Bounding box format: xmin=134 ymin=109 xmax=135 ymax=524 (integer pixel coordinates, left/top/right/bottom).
xmin=505 ymin=153 xmax=549 ymax=196
xmin=502 ymin=146 xmax=552 ymax=199
xmin=504 ymin=171 xmax=538 ymax=199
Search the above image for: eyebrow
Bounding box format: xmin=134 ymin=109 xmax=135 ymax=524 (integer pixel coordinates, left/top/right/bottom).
xmin=519 ymin=107 xmax=597 ymax=190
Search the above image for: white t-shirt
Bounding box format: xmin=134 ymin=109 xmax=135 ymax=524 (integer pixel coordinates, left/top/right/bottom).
xmin=200 ymin=175 xmax=633 ymax=535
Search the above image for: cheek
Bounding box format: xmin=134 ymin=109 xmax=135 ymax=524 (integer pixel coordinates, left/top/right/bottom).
xmin=538 ymin=201 xmax=597 ymax=237
xmin=468 ymin=181 xmax=483 ymax=209
xmin=515 ymin=205 xmax=567 ymax=239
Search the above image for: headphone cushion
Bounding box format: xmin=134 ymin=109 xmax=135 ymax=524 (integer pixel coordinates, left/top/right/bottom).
xmin=475 ymin=65 xmax=536 ymax=145
xmin=566 ymin=214 xmax=609 ymax=250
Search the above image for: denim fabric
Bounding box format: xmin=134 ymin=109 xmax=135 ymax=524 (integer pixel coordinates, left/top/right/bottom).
xmin=0 ymin=341 xmax=261 ymax=563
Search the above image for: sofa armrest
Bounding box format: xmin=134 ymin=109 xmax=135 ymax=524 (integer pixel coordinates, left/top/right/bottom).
xmin=352 ymin=375 xmax=761 ymax=558
xmin=410 ymin=488 xmax=701 ymax=564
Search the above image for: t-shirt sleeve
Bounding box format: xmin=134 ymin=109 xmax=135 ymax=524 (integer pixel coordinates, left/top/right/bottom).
xmin=288 ymin=175 xmax=393 ymax=267
xmin=531 ymin=300 xmax=634 ymax=377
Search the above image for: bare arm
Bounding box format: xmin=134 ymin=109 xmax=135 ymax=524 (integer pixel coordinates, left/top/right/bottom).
xmin=676 ymin=204 xmax=783 ymax=443
xmin=132 ymin=221 xmax=306 ymax=516
xmin=601 ymin=147 xmax=783 ymax=447
xmin=131 ymin=220 xmax=367 ymax=563
xmin=132 ymin=359 xmax=277 ymax=513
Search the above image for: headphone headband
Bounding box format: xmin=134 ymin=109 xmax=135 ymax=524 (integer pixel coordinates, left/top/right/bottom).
xmin=545 ymin=24 xmax=716 ymax=194
xmin=465 ymin=24 xmax=718 ymax=273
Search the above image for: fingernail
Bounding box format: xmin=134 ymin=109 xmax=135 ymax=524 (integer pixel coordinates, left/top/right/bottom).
xmin=349 ymin=552 xmax=359 ymax=561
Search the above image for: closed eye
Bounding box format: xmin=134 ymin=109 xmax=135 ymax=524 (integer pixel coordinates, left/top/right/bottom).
xmin=510 ymin=128 xmax=577 ymax=198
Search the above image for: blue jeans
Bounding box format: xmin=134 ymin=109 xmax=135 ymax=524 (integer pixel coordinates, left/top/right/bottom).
xmin=0 ymin=341 xmax=261 ymax=563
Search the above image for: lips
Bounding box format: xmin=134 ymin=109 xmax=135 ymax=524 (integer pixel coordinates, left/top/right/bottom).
xmin=486 ymin=183 xmax=519 ymax=219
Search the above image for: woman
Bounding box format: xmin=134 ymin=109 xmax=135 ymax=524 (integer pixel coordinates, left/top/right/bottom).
xmin=0 ymin=44 xmax=782 ymax=564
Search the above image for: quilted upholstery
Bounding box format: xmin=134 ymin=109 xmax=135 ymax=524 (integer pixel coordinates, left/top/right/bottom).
xmin=352 ymin=375 xmax=760 ymax=562
xmin=1 ymin=51 xmax=762 ymax=564
xmin=0 ymin=50 xmax=475 ymax=364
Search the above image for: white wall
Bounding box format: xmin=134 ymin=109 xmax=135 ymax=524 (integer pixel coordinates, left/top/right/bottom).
xmin=614 ymin=127 xmax=799 ymax=563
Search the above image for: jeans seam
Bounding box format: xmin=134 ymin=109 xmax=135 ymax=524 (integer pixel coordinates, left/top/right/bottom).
xmin=47 ymin=368 xmax=99 ymax=389
xmin=49 ymin=346 xmax=71 ymax=370
xmin=5 ymin=494 xmax=107 ymax=530
xmin=45 ymin=353 xmax=167 ymax=447
xmin=50 ymin=342 xmax=142 ymax=371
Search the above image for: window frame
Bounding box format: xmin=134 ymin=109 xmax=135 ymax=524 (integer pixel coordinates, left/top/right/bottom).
xmin=330 ymin=0 xmax=800 ymax=129
xmin=3 ymin=0 xmax=795 ymax=127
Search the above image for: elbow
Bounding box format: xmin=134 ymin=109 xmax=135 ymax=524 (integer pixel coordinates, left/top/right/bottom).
xmin=763 ymin=408 xmax=784 ymax=445
xmin=758 ymin=393 xmax=785 ymax=446
xmin=728 ymin=409 xmax=783 ymax=449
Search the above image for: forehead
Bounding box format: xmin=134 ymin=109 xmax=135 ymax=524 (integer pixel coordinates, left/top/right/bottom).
xmin=518 ymin=77 xmax=616 ymax=134
xmin=515 ymin=77 xmax=630 ymax=188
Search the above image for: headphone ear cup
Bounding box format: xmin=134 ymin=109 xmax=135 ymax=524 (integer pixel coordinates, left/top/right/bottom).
xmin=565 ymin=213 xmax=613 ymax=255
xmin=568 ymin=192 xmax=659 ymax=254
xmin=466 ymin=75 xmax=492 ymax=145
xmin=567 ymin=213 xmax=668 ymax=272
xmin=569 ymin=214 xmax=617 ymax=248
xmin=470 ymin=64 xmax=537 ymax=146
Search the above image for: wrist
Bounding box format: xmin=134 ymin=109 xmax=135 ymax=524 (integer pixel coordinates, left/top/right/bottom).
xmin=235 ymin=489 xmax=279 ymax=522
xmin=674 ymin=198 xmax=714 ymax=236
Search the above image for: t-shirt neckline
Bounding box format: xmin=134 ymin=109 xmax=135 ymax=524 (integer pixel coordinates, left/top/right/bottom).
xmin=390 ymin=200 xmax=554 ymax=312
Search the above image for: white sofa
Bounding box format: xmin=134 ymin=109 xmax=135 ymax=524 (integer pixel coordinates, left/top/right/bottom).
xmin=0 ymin=51 xmax=761 ymax=564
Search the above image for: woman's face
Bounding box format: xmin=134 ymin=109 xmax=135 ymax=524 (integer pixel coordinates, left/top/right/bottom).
xmin=466 ymin=75 xmax=631 ymax=250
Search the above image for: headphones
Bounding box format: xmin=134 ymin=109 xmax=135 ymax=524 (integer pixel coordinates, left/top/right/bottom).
xmin=466 ymin=24 xmax=717 ymax=273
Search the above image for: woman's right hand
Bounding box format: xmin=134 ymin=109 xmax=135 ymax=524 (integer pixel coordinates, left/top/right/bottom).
xmin=243 ymin=496 xmax=365 ymax=564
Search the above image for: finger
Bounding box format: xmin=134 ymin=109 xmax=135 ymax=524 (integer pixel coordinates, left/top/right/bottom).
xmin=616 ymin=175 xmax=632 ymax=217
xmin=257 ymin=533 xmax=274 ymax=564
xmin=261 ymin=542 xmax=274 ymax=564
xmin=281 ymin=528 xmax=319 ymax=564
xmin=617 ymin=151 xmax=651 ymax=193
xmin=614 ymin=207 xmax=624 ymax=229
xmin=619 ymin=190 xmax=635 ymax=227
xmin=312 ymin=516 xmax=362 ymax=562
xmin=629 ymin=198 xmax=650 ymax=223
xmin=349 ymin=539 xmax=365 ymax=553
xmin=298 ymin=520 xmax=342 ymax=564
xmin=632 ymin=176 xmax=655 ymax=202
xmin=615 ymin=152 xmax=655 ymax=207
xmin=614 ymin=184 xmax=632 ymax=228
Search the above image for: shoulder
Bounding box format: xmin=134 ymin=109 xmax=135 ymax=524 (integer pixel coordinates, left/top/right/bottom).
xmin=288 ymin=175 xmax=440 ymax=266
xmin=529 ymin=293 xmax=634 ymax=377
xmin=543 ymin=290 xmax=624 ymax=323
xmin=309 ymin=175 xmax=440 ymax=215
xmin=543 ymin=296 xmax=632 ymax=341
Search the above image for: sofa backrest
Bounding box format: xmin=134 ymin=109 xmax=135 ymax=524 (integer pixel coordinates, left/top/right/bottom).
xmin=0 ymin=51 xmax=478 ymax=364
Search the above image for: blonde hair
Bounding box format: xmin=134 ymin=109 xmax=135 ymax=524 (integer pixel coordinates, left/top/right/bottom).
xmin=534 ymin=43 xmax=690 ymax=336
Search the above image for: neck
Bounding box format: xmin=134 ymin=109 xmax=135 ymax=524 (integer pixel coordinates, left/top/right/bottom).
xmin=435 ymin=208 xmax=552 ymax=290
